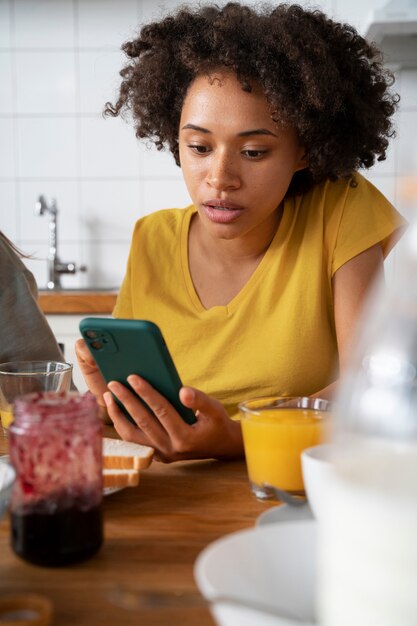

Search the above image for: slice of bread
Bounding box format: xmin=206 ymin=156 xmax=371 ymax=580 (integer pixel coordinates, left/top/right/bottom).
xmin=103 ymin=468 xmax=140 ymax=489
xmin=102 ymin=437 xmax=154 ymax=470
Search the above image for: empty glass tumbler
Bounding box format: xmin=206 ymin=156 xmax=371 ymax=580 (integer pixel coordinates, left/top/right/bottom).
xmin=0 ymin=360 xmax=72 ymax=432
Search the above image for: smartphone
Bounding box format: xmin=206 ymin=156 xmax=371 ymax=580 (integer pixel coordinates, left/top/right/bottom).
xmin=79 ymin=317 xmax=196 ymax=425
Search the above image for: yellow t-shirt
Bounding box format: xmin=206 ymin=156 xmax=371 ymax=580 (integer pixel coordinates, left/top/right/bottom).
xmin=113 ymin=174 xmax=405 ymax=416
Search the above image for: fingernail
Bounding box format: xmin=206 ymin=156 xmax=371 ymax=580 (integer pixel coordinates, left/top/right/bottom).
xmin=103 ymin=392 xmax=112 ymax=406
xmin=183 ymin=387 xmax=195 ymax=402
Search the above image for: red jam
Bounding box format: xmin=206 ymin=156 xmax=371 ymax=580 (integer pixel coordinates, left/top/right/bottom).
xmin=9 ymin=391 xmax=103 ymax=566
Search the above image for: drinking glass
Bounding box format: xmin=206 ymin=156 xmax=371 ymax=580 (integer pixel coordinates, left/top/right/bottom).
xmin=239 ymin=396 xmax=330 ymax=500
xmin=0 ymin=361 xmax=73 ymax=432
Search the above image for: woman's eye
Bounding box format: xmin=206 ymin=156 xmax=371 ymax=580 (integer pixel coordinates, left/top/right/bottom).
xmin=188 ymin=144 xmax=211 ymax=155
xmin=242 ymin=149 xmax=267 ymax=159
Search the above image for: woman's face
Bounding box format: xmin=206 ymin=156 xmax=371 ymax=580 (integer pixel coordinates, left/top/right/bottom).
xmin=179 ymin=71 xmax=306 ymax=243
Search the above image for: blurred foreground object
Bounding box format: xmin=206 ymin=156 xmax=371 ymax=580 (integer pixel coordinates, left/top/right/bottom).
xmin=9 ymin=391 xmax=103 ymax=566
xmin=319 ymin=190 xmax=417 ymax=626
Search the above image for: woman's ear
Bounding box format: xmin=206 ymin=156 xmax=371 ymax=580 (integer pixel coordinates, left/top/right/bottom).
xmin=296 ymin=150 xmax=308 ymax=172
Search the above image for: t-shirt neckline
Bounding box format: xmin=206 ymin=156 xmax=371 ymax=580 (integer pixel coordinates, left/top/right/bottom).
xmin=180 ymin=202 xmax=290 ymax=315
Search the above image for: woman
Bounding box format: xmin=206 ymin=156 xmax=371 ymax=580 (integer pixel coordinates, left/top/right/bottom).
xmin=76 ymin=3 xmax=405 ymax=461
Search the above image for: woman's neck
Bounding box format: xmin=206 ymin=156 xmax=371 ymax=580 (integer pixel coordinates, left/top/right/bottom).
xmin=190 ymin=205 xmax=283 ymax=269
xmin=187 ymin=205 xmax=284 ymax=309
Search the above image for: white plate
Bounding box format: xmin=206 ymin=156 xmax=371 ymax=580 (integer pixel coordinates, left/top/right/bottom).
xmin=257 ymin=503 xmax=314 ymax=526
xmin=103 ymin=486 xmax=125 ymax=496
xmin=0 ymin=462 xmax=15 ymax=520
xmin=195 ymin=520 xmax=316 ymax=626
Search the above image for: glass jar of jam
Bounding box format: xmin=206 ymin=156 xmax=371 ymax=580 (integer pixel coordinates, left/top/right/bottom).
xmin=9 ymin=391 xmax=103 ymax=566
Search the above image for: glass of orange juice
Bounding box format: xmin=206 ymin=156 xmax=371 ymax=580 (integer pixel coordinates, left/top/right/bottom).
xmin=0 ymin=361 xmax=73 ymax=434
xmin=239 ymin=396 xmax=331 ymax=500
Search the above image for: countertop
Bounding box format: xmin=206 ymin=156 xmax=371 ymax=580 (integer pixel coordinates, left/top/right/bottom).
xmin=38 ymin=290 xmax=118 ymax=314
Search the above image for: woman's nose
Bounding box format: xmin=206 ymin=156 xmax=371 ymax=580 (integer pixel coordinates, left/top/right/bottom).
xmin=206 ymin=153 xmax=240 ymax=191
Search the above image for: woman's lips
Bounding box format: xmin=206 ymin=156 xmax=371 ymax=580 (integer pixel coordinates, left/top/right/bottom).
xmin=202 ymin=200 xmax=244 ymax=224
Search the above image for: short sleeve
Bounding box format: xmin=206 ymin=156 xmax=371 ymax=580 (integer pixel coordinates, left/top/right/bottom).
xmin=331 ymin=175 xmax=407 ymax=276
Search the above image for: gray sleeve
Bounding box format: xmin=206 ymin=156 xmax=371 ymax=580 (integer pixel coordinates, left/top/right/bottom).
xmin=0 ymin=269 xmax=65 ymax=364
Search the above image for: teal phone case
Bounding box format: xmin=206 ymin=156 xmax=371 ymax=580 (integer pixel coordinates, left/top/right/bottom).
xmin=79 ymin=317 xmax=196 ymax=425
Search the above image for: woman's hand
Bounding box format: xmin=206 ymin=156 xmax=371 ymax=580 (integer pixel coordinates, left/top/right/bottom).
xmin=74 ymin=338 xmax=109 ymax=419
xmin=103 ymin=375 xmax=244 ymax=462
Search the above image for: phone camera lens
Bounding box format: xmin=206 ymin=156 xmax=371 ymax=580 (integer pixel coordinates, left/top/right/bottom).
xmin=85 ymin=330 xmax=97 ymax=339
xmin=90 ymin=340 xmax=103 ymax=350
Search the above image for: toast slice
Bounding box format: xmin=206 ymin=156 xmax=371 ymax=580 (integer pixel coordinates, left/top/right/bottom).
xmin=103 ymin=468 xmax=140 ymax=489
xmin=102 ymin=437 xmax=154 ymax=470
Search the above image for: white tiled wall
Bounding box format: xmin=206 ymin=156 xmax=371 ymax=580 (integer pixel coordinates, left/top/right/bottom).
xmin=0 ymin=0 xmax=416 ymax=290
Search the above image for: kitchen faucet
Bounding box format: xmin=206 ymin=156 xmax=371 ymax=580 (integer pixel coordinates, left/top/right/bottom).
xmin=34 ymin=195 xmax=87 ymax=290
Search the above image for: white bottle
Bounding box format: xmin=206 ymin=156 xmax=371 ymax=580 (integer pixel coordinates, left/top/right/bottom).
xmin=318 ymin=216 xmax=417 ymax=626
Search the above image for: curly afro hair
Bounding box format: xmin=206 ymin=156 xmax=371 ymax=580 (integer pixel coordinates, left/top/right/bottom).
xmin=104 ymin=2 xmax=398 ymax=196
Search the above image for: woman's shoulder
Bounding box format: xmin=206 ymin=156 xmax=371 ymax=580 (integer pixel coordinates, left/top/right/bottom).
xmin=302 ymin=173 xmax=398 ymax=225
xmin=0 ymin=239 xmax=38 ymax=303
xmin=131 ymin=205 xmax=194 ymax=238
xmin=0 ymin=236 xmax=26 ymax=283
xmin=307 ymin=172 xmax=386 ymax=201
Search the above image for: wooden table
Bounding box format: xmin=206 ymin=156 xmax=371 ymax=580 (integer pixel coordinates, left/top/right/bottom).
xmin=0 ymin=428 xmax=274 ymax=625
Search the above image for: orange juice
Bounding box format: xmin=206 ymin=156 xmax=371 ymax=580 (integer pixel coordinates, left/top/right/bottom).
xmin=0 ymin=406 xmax=14 ymax=430
xmin=241 ymin=408 xmax=326 ymax=492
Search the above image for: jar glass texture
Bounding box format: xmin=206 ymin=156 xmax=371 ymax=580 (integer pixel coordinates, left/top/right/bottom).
xmin=9 ymin=391 xmax=103 ymax=566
